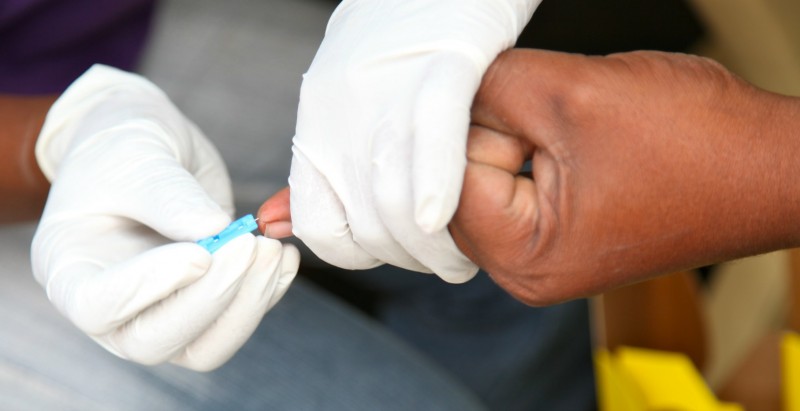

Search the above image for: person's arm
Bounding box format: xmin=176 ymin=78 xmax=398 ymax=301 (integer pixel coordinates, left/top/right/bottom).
xmin=0 ymin=95 xmax=55 ymax=222
xmin=449 ymin=49 xmax=800 ymax=306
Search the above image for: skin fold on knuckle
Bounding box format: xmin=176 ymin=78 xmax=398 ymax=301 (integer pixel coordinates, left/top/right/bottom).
xmin=465 ymin=126 xmax=528 ymax=172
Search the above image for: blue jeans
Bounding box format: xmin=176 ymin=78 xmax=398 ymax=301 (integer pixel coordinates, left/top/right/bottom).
xmin=335 ymin=265 xmax=597 ymax=411
xmin=0 ymin=223 xmax=486 ymax=411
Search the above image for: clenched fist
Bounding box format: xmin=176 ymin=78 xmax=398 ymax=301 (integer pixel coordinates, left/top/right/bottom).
xmin=450 ymin=49 xmax=800 ymax=305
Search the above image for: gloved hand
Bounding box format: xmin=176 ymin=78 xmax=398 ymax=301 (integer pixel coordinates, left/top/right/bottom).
xmin=31 ymin=65 xmax=299 ymax=371
xmin=289 ymin=0 xmax=541 ymax=283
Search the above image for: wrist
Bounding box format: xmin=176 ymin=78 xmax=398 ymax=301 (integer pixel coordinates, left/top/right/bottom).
xmin=708 ymin=81 xmax=800 ymax=257
xmin=756 ymin=90 xmax=800 ymax=247
xmin=0 ymin=95 xmax=55 ymax=222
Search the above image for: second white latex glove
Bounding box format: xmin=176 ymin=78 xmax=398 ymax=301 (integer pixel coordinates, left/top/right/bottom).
xmin=31 ymin=65 xmax=299 ymax=371
xmin=290 ymin=0 xmax=541 ymax=283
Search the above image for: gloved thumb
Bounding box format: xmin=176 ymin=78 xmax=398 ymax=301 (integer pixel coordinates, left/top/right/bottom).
xmin=56 ymin=125 xmax=233 ymax=242
xmin=122 ymin=152 xmax=232 ymax=242
xmin=411 ymin=53 xmax=482 ymax=233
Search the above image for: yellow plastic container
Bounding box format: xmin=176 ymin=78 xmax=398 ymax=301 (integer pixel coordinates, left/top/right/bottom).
xmin=784 ymin=332 xmax=800 ymax=411
xmin=595 ymin=346 xmax=743 ymax=411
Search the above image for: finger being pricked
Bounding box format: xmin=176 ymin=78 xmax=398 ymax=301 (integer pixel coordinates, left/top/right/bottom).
xmin=257 ymin=186 xmax=293 ymax=239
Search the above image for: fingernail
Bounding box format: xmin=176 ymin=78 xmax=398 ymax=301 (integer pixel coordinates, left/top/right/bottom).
xmin=264 ymin=221 xmax=294 ymax=239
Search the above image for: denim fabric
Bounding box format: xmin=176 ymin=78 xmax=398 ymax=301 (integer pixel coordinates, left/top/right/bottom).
xmin=338 ymin=266 xmax=597 ymax=411
xmin=0 ymin=223 xmax=486 ymax=411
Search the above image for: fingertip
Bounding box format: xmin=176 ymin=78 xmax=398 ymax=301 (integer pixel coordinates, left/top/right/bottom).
xmin=253 ymin=237 xmax=299 ymax=277
xmin=257 ymin=187 xmax=291 ymax=233
xmin=414 ymin=197 xmax=453 ymax=234
xmin=253 ymin=235 xmax=283 ymax=257
xmin=411 ymin=59 xmax=473 ymax=234
xmin=257 ymin=218 xmax=268 ymax=236
xmin=437 ymin=264 xmax=480 ymax=284
xmin=263 ymin=221 xmax=293 ymax=239
xmin=171 ymin=351 xmax=225 ymax=373
xmin=179 ymin=243 xmax=215 ymax=276
xmin=280 ymin=243 xmax=301 ymax=273
xmin=271 ymin=243 xmax=299 ymax=302
xmin=412 ymin=144 xmax=464 ymax=233
xmin=412 ymin=154 xmax=465 ymax=234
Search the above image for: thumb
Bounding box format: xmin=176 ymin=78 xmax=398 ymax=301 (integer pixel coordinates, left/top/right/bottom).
xmin=412 ymin=53 xmax=481 ymax=233
xmin=132 ymin=162 xmax=232 ymax=242
xmin=75 ymin=127 xmax=234 ymax=241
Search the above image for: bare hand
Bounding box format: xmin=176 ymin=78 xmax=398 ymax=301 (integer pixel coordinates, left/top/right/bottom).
xmin=450 ymin=49 xmax=800 ymax=305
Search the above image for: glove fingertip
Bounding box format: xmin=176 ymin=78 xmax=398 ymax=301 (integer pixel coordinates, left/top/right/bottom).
xmin=171 ymin=351 xmax=225 ymax=373
xmin=409 ymin=55 xmax=478 ymax=235
xmin=280 ymin=243 xmax=300 ymax=275
xmin=270 ymin=243 xmax=299 ymax=304
xmin=163 ymin=243 xmax=215 ymax=283
xmin=414 ymin=196 xmax=455 ymax=234
xmin=439 ymin=263 xmax=480 ymax=285
xmin=262 ymin=239 xmax=299 ymax=287
xmin=412 ymin=154 xmax=467 ymax=233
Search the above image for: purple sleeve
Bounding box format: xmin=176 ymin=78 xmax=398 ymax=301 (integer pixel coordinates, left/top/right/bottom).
xmin=0 ymin=0 xmax=156 ymax=94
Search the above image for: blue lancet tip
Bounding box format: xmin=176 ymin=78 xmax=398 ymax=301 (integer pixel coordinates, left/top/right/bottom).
xmin=197 ymin=214 xmax=258 ymax=253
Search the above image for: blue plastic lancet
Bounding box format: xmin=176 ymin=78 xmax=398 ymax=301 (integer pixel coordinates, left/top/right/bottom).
xmin=197 ymin=214 xmax=258 ymax=253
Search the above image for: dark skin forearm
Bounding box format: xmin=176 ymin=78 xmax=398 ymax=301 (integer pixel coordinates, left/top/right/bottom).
xmin=0 ymin=95 xmax=55 ymax=223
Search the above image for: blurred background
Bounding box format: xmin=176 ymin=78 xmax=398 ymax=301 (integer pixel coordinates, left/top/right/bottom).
xmin=2 ymin=0 xmax=798 ymax=409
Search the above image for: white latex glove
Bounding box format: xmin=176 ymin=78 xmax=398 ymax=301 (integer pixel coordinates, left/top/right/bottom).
xmin=290 ymin=0 xmax=541 ymax=283
xmin=31 ymin=65 xmax=299 ymax=371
